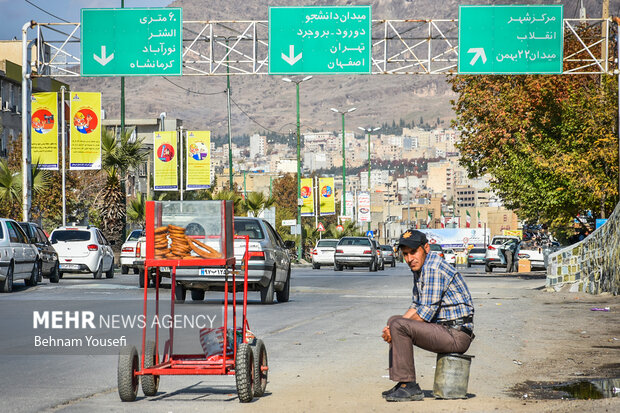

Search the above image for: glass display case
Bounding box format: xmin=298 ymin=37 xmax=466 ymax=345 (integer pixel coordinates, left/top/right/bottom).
xmin=145 ymin=200 xmax=234 ymax=262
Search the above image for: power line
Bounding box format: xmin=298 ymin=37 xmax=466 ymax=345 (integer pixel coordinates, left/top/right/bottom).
xmin=162 ymin=77 xmax=225 ymax=96
xmin=24 ymin=0 xmax=70 ymax=23
xmin=229 ymin=96 xmax=284 ymax=135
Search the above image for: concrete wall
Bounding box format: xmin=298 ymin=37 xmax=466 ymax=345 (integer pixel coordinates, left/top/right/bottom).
xmin=546 ymin=203 xmax=620 ymax=295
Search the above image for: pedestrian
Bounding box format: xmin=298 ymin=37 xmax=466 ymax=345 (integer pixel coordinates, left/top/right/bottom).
xmin=381 ymin=230 xmax=474 ymax=402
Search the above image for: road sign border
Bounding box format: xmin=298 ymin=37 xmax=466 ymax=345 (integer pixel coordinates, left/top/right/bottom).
xmin=268 ymin=5 xmax=372 ymax=75
xmin=458 ymin=5 xmax=564 ymax=75
xmin=80 ymin=7 xmax=183 ymax=77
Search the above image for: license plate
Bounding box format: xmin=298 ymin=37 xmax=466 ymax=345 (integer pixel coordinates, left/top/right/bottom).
xmin=160 ymin=267 xmax=171 ymax=272
xmin=60 ymin=264 xmax=79 ymax=270
xmin=199 ymin=268 xmax=227 ymax=276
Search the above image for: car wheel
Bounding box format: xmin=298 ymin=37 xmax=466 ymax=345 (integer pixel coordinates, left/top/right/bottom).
xmin=485 ymin=263 xmax=493 ymax=273
xmin=0 ymin=264 xmax=14 ymax=293
xmin=174 ymin=283 xmax=186 ymax=303
xmin=26 ymin=260 xmax=39 ymax=286
xmin=190 ymin=289 xmax=205 ymax=301
xmin=260 ymin=269 xmax=275 ymax=304
xmin=467 ymin=262 xmax=471 ymax=268
xmin=93 ymin=262 xmax=103 ymax=279
xmin=133 ymin=267 xmax=139 ymax=275
xmin=58 ymin=272 xmax=64 ymax=279
xmin=380 ymin=261 xmax=385 ymax=271
xmin=235 ymin=343 xmax=255 ymax=403
xmin=49 ymin=262 xmax=60 ymax=283
xmin=117 ymin=345 xmax=139 ymax=402
xmin=391 ymin=260 xmax=396 ymax=267
xmin=312 ymin=263 xmax=320 ymax=269
xmin=139 ymin=270 xmax=146 ymax=288
xmin=121 ymin=265 xmax=129 ymax=275
xmin=141 ymin=340 xmax=160 ymax=397
xmin=370 ymin=259 xmax=377 ymax=272
xmin=106 ymin=260 xmax=115 ymax=279
xmin=251 ymin=339 xmax=268 ymax=397
xmin=334 ymin=263 xmax=343 ymax=271
xmin=276 ymin=268 xmax=290 ymax=303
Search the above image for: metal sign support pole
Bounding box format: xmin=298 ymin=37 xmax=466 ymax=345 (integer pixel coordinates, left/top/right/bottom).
xmin=61 ymin=86 xmax=66 ymax=226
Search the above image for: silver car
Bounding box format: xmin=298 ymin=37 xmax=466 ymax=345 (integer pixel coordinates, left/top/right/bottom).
xmin=0 ymin=218 xmax=39 ymax=292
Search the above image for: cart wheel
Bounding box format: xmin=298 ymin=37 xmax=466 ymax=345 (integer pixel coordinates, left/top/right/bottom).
xmin=141 ymin=341 xmax=160 ymax=396
xmin=174 ymin=283 xmax=186 ymax=303
xmin=235 ymin=342 xmax=255 ymax=403
xmin=117 ymin=345 xmax=139 ymax=402
xmin=251 ymin=339 xmax=268 ymax=397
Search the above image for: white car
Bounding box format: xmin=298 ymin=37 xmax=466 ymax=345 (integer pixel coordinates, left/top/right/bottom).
xmin=0 ymin=218 xmax=39 ymax=292
xmin=50 ymin=226 xmax=115 ymax=279
xmin=443 ymin=248 xmax=456 ymax=266
xmin=120 ymin=229 xmax=144 ymax=274
xmin=312 ymin=239 xmax=338 ymax=269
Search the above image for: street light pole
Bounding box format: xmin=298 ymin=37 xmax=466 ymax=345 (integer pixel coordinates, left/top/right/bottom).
xmin=358 ymin=126 xmax=380 ymax=232
xmin=283 ymin=76 xmax=312 ymax=261
xmin=331 ymin=107 xmax=356 ymax=218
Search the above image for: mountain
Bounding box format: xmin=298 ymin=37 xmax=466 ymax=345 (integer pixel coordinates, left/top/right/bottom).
xmin=65 ymin=0 xmax=615 ymax=137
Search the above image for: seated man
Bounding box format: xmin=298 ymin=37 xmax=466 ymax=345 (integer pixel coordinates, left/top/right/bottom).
xmin=381 ymin=230 xmax=475 ymax=402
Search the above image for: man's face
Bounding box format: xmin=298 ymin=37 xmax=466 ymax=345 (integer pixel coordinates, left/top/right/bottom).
xmin=401 ymin=244 xmax=430 ymax=272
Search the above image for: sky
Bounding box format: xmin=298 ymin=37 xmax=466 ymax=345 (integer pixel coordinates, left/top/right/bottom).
xmin=0 ymin=0 xmax=172 ymax=40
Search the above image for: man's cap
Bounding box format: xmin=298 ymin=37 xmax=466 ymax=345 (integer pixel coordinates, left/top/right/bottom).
xmin=398 ymin=230 xmax=428 ymax=250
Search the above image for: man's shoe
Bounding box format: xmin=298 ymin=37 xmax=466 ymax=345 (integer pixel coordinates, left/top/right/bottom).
xmin=385 ymin=382 xmax=424 ymax=402
xmin=381 ymin=382 xmax=403 ymax=398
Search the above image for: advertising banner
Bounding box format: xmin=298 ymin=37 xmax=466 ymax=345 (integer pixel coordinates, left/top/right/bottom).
xmin=344 ymin=192 xmax=354 ymax=219
xmin=419 ymin=228 xmax=487 ymax=248
xmin=31 ymin=92 xmax=59 ymax=170
xmin=153 ymin=131 xmax=178 ymax=190
xmin=186 ymin=131 xmax=211 ymax=190
xmin=301 ymin=177 xmax=314 ymax=216
xmin=358 ymin=191 xmax=371 ymax=222
xmin=319 ymin=177 xmax=335 ymax=216
xmin=69 ymin=92 xmax=101 ymax=170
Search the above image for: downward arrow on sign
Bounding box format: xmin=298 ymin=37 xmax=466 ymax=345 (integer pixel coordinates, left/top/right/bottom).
xmin=93 ymin=46 xmax=114 ymax=66
xmin=467 ymin=48 xmax=487 ymax=66
xmin=281 ymin=45 xmax=302 ymax=66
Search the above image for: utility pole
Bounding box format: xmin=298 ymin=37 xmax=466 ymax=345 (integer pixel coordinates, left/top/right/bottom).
xmin=120 ymin=0 xmax=125 ymax=134
xmin=331 ymin=107 xmax=356 ymax=218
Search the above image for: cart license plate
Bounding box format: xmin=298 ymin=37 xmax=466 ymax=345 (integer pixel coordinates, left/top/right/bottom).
xmin=199 ymin=268 xmax=227 ymax=276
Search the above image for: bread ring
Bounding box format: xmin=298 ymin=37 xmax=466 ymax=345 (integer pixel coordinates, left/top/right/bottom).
xmin=154 ymin=226 xmax=168 ymax=234
xmin=182 ymin=256 xmax=202 ymax=260
xmin=187 ymin=237 xmax=220 ymax=254
xmin=155 ymin=242 xmax=169 ymax=248
xmin=167 ymin=224 xmax=185 ymax=232
xmin=188 ymin=238 xmax=223 ymax=259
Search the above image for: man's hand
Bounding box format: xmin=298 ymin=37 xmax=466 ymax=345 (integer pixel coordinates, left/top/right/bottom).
xmin=382 ymin=326 xmax=391 ymax=343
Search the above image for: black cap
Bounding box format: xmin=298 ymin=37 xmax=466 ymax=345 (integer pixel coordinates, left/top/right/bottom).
xmin=398 ymin=230 xmax=428 ymax=251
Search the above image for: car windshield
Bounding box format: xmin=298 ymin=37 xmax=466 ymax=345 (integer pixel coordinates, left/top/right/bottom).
xmin=51 ymin=230 xmax=91 ymax=242
xmin=317 ymin=240 xmax=338 ymax=248
xmin=470 ymin=248 xmax=486 ymax=253
xmin=429 ymin=244 xmax=443 ymax=251
xmin=339 ymin=238 xmax=371 ymax=246
xmin=234 ymin=220 xmax=265 ymax=239
xmin=381 ymin=246 xmax=392 ymax=251
xmin=492 ymin=237 xmax=514 ymax=245
xmin=126 ymin=230 xmax=143 ymax=242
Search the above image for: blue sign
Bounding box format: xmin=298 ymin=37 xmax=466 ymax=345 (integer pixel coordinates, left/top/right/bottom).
xmin=366 ymin=230 xmax=374 ymax=238
xmin=595 ymin=219 xmax=608 ymax=229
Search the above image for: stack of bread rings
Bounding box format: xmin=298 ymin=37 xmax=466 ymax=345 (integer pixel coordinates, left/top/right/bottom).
xmin=153 ymin=224 xmax=223 ymax=260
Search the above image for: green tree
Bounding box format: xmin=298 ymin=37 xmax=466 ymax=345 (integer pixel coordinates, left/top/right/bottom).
xmin=0 ymin=158 xmax=21 ymax=218
xmin=127 ymin=192 xmax=147 ymax=228
xmin=243 ymin=191 xmax=275 ymax=217
xmin=271 ymin=174 xmax=297 ymax=239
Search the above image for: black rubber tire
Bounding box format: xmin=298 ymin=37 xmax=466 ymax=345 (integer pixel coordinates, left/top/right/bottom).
xmin=467 ymin=262 xmax=471 ymax=268
xmin=235 ymin=342 xmax=254 ymax=403
xmin=379 ymin=261 xmax=385 ymax=271
xmin=191 ymin=289 xmax=205 ymax=301
xmin=139 ymin=270 xmax=145 ymax=289
xmin=49 ymin=262 xmax=60 ymax=283
xmin=334 ymin=263 xmax=343 ymax=271
xmin=174 ymin=283 xmax=186 ymax=303
xmin=59 ymin=272 xmax=64 ymax=279
xmin=0 ymin=264 xmax=13 ymax=293
xmin=312 ymin=263 xmax=320 ymax=269
xmin=121 ymin=265 xmax=129 ymax=274
xmin=485 ymin=263 xmax=493 ymax=273
xmin=391 ymin=260 xmax=396 ymax=267
xmin=117 ymin=345 xmax=139 ymax=402
xmin=141 ymin=340 xmax=159 ymax=396
xmin=106 ymin=260 xmax=115 ymax=279
xmin=133 ymin=267 xmax=139 ymax=275
xmin=251 ymin=339 xmax=268 ymax=397
xmin=26 ymin=261 xmax=39 ymax=286
xmin=260 ymin=269 xmax=275 ymax=304
xmin=93 ymin=262 xmax=103 ymax=279
xmin=276 ymin=269 xmax=290 ymax=303
xmin=369 ymin=259 xmax=377 ymax=272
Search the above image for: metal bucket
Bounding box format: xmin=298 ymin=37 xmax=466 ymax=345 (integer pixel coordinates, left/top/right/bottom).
xmin=433 ymin=353 xmax=474 ymax=399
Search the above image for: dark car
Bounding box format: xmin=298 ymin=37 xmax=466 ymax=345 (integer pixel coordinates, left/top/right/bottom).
xmin=19 ymin=222 xmax=60 ymax=283
xmin=467 ymin=247 xmax=487 ymax=267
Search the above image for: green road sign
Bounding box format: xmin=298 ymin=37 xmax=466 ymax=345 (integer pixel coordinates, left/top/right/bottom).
xmin=458 ymin=5 xmax=563 ymax=74
xmin=81 ymin=8 xmax=182 ymax=77
xmin=269 ymin=6 xmax=372 ymax=75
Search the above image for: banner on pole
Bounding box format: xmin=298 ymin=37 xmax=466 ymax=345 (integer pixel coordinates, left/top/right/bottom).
xmin=186 ymin=131 xmax=211 ymax=190
xmin=301 ymin=177 xmax=314 ymax=216
xmin=31 ymin=92 xmax=59 ymax=170
xmin=358 ymin=191 xmax=371 ymax=222
xmin=153 ymin=131 xmax=178 ymax=190
xmin=319 ymin=177 xmax=335 ymax=216
xmin=343 ymin=192 xmax=354 ymax=220
xmin=69 ymin=92 xmax=101 ymax=170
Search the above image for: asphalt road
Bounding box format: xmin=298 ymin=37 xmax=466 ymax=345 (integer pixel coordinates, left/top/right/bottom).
xmin=0 ymin=262 xmax=542 ymax=412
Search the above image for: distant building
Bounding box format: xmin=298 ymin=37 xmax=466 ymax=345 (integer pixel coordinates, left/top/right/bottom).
xmin=249 ymin=133 xmax=266 ymax=159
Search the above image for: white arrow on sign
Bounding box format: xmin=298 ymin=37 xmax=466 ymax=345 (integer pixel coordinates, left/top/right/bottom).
xmin=93 ymin=45 xmax=114 ymax=66
xmin=281 ymin=45 xmax=302 ymax=66
xmin=467 ymin=47 xmax=487 ymax=66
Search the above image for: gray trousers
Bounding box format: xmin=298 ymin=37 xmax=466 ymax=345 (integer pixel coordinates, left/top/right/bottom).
xmin=388 ymin=315 xmax=473 ymax=382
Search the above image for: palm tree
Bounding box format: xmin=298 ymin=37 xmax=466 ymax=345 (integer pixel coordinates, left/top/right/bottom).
xmin=127 ymin=192 xmax=147 ymax=228
xmin=209 ymin=189 xmax=245 ymax=216
xmin=243 ymin=191 xmax=275 ymax=217
xmin=0 ymin=159 xmax=21 ymax=218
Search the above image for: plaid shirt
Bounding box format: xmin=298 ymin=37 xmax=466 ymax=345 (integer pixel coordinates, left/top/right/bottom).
xmin=410 ymin=252 xmax=474 ymax=330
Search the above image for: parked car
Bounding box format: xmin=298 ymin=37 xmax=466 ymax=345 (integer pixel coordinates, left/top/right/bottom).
xmin=485 ymin=235 xmax=521 ymax=272
xmin=334 ymin=237 xmax=378 ymax=272
xmin=518 ymin=241 xmax=546 ymax=270
xmin=19 ymin=222 xmax=60 ymax=283
xmin=0 ymin=218 xmax=39 ymax=292
xmin=50 ymin=226 xmax=115 ymax=279
xmin=131 ymin=235 xmax=170 ymax=288
xmin=429 ymin=243 xmax=445 ymax=259
xmin=467 ymin=247 xmax=487 ymax=267
xmin=380 ymin=245 xmax=396 ymax=267
xmin=311 ymin=238 xmax=338 ymax=269
xmin=370 ymin=239 xmax=385 ymax=270
xmin=174 ymin=217 xmax=294 ymax=304
xmin=443 ymin=248 xmax=456 ymax=266
xmin=120 ymin=229 xmax=144 ymax=274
